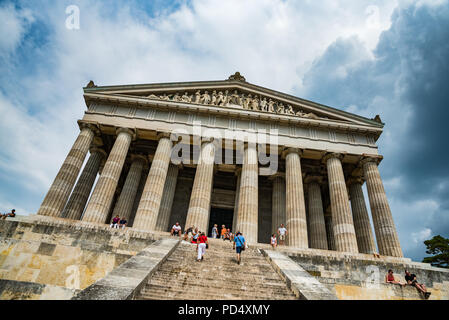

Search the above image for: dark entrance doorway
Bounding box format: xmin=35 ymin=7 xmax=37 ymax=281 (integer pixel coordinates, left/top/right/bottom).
xmin=208 ymin=207 xmax=234 ymax=238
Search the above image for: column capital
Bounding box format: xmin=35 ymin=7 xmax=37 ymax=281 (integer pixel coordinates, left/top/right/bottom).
xmin=157 ymin=131 xmax=171 ymax=140
xmin=322 ymin=152 xmax=344 ymax=163
xmin=347 ymin=176 xmax=365 ymax=186
xmin=130 ymin=153 xmax=148 ymax=165
xmin=268 ymin=172 xmax=285 ymax=181
xmin=359 ymin=155 xmax=383 ymax=167
xmin=304 ymin=174 xmax=325 ymax=185
xmin=281 ymin=147 xmax=303 ymax=159
xmin=78 ymin=120 xmax=100 ymax=135
xmin=116 ymin=127 xmax=136 ymax=140
xmin=89 ymin=147 xmax=107 ymax=159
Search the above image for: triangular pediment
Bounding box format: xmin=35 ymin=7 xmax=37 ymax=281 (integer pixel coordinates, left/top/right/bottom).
xmin=83 ymin=73 xmax=383 ymax=128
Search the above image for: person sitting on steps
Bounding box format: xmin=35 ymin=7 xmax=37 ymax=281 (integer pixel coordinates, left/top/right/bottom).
xmin=385 ymin=269 xmax=405 ymax=286
xmin=271 ymin=234 xmax=277 ymax=249
xmin=405 ymin=270 xmax=431 ymax=299
xmin=1 ymin=209 xmax=16 ymax=220
xmin=110 ymin=215 xmax=120 ymax=229
xmin=183 ymin=225 xmax=194 ymax=241
xmin=171 ymin=222 xmax=182 ymax=237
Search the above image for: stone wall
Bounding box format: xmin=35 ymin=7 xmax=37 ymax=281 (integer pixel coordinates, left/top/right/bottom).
xmin=0 ymin=215 xmax=166 ymax=299
xmin=286 ymin=249 xmax=449 ymax=300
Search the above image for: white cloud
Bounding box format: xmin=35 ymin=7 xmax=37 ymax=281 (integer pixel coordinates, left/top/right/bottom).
xmin=411 ymin=228 xmax=432 ymax=244
xmin=0 ymin=3 xmax=34 ymax=55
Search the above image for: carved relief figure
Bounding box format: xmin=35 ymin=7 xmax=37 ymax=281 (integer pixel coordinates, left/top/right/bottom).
xmin=243 ymin=94 xmax=252 ymax=109
xmin=286 ymin=104 xmax=295 ymax=115
xmin=200 ymin=91 xmax=211 ymax=105
xmin=260 ymin=97 xmax=267 ymax=111
xmin=172 ymin=93 xmax=181 ymax=102
xmin=148 ymin=94 xmax=159 ymax=99
xmin=159 ymin=94 xmax=170 ymax=101
xmin=221 ymin=90 xmax=230 ymax=106
xmin=277 ymin=102 xmax=285 ymax=114
xmin=211 ymin=90 xmax=218 ymax=105
xmin=181 ymin=92 xmax=191 ymax=103
xmin=251 ymin=96 xmax=260 ymax=111
xmin=231 ymin=90 xmax=240 ymax=105
xmin=194 ymin=91 xmax=201 ymax=104
xmin=216 ymin=91 xmax=225 ymax=106
xmin=268 ymin=99 xmax=275 ymax=113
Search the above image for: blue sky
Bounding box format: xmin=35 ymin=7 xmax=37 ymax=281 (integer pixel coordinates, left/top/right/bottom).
xmin=1 ymin=0 xmax=448 ymax=261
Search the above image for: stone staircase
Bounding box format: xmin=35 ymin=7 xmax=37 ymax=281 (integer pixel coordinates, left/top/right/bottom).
xmin=135 ymin=238 xmax=297 ymax=300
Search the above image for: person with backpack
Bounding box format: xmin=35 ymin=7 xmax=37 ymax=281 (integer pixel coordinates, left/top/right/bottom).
xmin=233 ymin=231 xmax=246 ymax=265
xmin=196 ymin=232 xmax=208 ymax=262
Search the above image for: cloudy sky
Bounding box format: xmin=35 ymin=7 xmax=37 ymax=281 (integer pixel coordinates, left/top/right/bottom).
xmin=1 ymin=0 xmax=448 ymax=261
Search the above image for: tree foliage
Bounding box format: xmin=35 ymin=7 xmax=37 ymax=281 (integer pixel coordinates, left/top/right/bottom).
xmin=422 ymin=235 xmax=449 ymax=268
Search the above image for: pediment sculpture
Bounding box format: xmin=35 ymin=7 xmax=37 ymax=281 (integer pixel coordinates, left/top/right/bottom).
xmin=146 ymin=89 xmax=325 ymax=120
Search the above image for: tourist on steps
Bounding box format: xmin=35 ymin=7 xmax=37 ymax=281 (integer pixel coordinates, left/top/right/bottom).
xmin=191 ymin=227 xmax=199 ymax=243
xmin=196 ymin=232 xmax=208 ymax=262
xmin=220 ymin=224 xmax=227 ymax=239
xmin=211 ymin=224 xmax=218 ymax=238
xmin=223 ymin=228 xmax=232 ymax=241
xmin=1 ymin=209 xmax=16 ymax=220
xmin=171 ymin=222 xmax=182 ymax=236
xmin=385 ymin=269 xmax=405 ymax=286
xmin=233 ymin=231 xmax=246 ymax=265
xmin=271 ymin=234 xmax=277 ymax=249
xmin=119 ymin=217 xmax=127 ymax=229
xmin=278 ymin=224 xmax=287 ymax=246
xmin=110 ymin=215 xmax=120 ymax=229
xmin=183 ymin=225 xmax=194 ymax=241
xmin=405 ymin=270 xmax=431 ymax=299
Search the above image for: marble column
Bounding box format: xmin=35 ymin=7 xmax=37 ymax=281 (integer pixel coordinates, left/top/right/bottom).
xmin=325 ymin=215 xmax=336 ymax=251
xmin=61 ymin=147 xmax=106 ymax=220
xmin=270 ymin=174 xmax=286 ymax=235
xmin=37 ymin=123 xmax=96 ymax=217
xmin=82 ymin=128 xmax=134 ymax=223
xmin=324 ymin=153 xmax=358 ymax=253
xmin=111 ymin=154 xmax=147 ymax=221
xmin=232 ymin=169 xmax=241 ymax=234
xmin=129 ymin=169 xmax=148 ymax=227
xmin=306 ymin=178 xmax=328 ymax=250
xmin=185 ymin=140 xmax=216 ymax=233
xmin=362 ymin=158 xmax=403 ymax=257
xmin=155 ymin=164 xmax=180 ymax=231
xmin=236 ymin=143 xmax=259 ymax=244
xmin=133 ymin=134 xmax=173 ymax=231
xmin=348 ymin=178 xmax=377 ymax=254
xmin=284 ymin=148 xmax=308 ymax=248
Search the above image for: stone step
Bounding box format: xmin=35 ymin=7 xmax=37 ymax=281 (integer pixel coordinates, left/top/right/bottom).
xmin=139 ymin=286 xmax=297 ymax=300
xmin=149 ymin=270 xmax=284 ymax=283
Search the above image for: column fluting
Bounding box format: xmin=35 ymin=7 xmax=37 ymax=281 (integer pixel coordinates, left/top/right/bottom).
xmin=348 ymin=178 xmax=377 ymax=254
xmin=185 ymin=140 xmax=216 ymax=233
xmin=61 ymin=147 xmax=106 ymax=220
xmin=324 ymin=153 xmax=358 ymax=253
xmin=236 ymin=144 xmax=259 ymax=244
xmin=37 ymin=124 xmax=96 ymax=217
xmin=270 ymin=174 xmax=286 ymax=235
xmin=362 ymin=158 xmax=403 ymax=257
xmin=307 ymin=180 xmax=328 ymax=250
xmin=111 ymin=154 xmax=147 ymax=221
xmin=82 ymin=128 xmax=133 ymax=223
xmin=155 ymin=164 xmax=180 ymax=231
xmin=325 ymin=215 xmax=336 ymax=251
xmin=133 ymin=135 xmax=173 ymax=231
xmin=232 ymin=169 xmax=241 ymax=233
xmin=285 ymin=148 xmax=308 ymax=248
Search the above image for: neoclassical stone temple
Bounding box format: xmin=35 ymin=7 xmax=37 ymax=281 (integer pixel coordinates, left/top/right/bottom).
xmin=37 ymin=72 xmax=403 ymax=258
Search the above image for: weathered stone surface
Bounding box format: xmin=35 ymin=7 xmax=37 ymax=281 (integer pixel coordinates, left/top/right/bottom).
xmin=0 ymin=279 xmax=77 ymax=300
xmin=307 ymin=182 xmax=328 ymax=250
xmin=325 ymin=154 xmax=358 ymax=253
xmin=155 ymin=164 xmax=179 ymax=231
xmin=83 ymin=128 xmax=133 ymax=224
xmin=362 ymin=159 xmax=403 ymax=257
xmin=72 ymin=238 xmax=179 ymax=300
xmin=262 ymin=249 xmax=337 ymax=300
xmin=133 ymin=136 xmax=173 ymax=231
xmin=38 ymin=125 xmax=95 ymax=217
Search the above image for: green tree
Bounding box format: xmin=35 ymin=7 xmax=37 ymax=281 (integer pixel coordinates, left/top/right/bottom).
xmin=422 ymin=235 xmax=449 ymax=268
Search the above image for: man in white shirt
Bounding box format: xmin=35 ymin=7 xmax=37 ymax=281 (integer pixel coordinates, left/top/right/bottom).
xmin=171 ymin=222 xmax=182 ymax=237
xmin=278 ymin=224 xmax=288 ymax=246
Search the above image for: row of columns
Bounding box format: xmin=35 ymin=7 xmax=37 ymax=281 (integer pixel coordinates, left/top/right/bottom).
xmin=37 ymin=125 xmax=402 ymax=257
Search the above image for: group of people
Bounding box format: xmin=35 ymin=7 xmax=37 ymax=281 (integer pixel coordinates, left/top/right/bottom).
xmin=170 ymin=222 xmax=247 ymax=265
xmin=270 ymin=224 xmax=288 ymax=249
xmin=385 ymin=269 xmax=431 ymax=299
xmin=0 ymin=209 xmax=16 ymax=220
xmin=109 ymin=215 xmax=127 ymax=229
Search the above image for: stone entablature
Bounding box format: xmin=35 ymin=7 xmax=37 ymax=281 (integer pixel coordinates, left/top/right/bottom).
xmin=83 ymin=101 xmax=379 ymax=157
